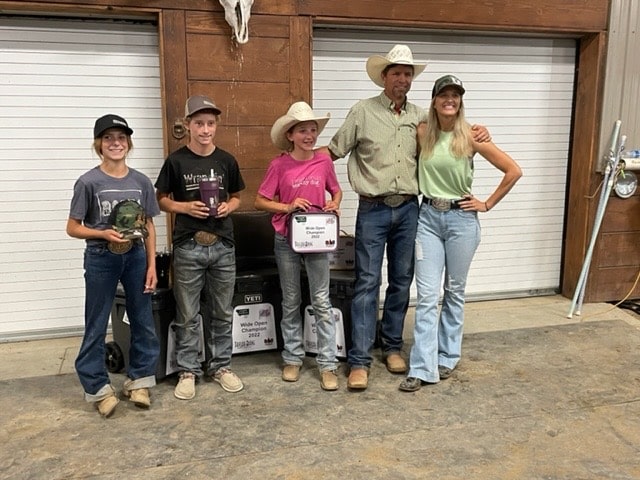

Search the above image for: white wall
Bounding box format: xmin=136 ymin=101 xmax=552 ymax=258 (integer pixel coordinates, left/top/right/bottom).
xmin=0 ymin=17 xmax=165 ymax=340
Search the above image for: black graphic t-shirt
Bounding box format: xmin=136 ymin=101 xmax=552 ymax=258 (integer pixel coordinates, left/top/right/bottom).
xmin=155 ymin=145 xmax=245 ymax=247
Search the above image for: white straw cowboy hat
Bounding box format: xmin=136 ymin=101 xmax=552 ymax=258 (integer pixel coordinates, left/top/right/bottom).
xmin=270 ymin=101 xmax=331 ymax=151
xmin=366 ymin=44 xmax=428 ymax=88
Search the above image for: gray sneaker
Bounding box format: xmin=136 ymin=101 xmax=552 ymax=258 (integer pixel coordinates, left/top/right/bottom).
xmin=438 ymin=366 xmax=454 ymax=380
xmin=174 ymin=372 xmax=196 ymax=400
xmin=213 ymin=367 xmax=244 ymax=393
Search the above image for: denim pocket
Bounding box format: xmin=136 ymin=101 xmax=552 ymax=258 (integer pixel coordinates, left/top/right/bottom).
xmin=85 ymin=244 xmax=108 ymax=255
xmin=176 ymin=239 xmax=197 ymax=252
xmin=357 ymin=200 xmax=377 ymax=214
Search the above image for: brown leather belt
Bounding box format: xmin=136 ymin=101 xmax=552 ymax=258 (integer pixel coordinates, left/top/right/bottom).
xmin=194 ymin=231 xmax=219 ymax=246
xmin=359 ymin=194 xmax=416 ymax=208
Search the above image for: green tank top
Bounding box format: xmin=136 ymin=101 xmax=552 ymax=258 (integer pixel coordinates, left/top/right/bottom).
xmin=418 ymin=131 xmax=473 ymax=199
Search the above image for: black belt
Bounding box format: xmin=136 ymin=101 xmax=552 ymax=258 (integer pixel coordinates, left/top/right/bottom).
xmin=359 ymin=194 xmax=416 ymax=208
xmin=424 ymin=198 xmax=462 ymax=211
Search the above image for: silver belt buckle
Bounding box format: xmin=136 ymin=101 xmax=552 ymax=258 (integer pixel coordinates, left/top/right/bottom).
xmin=431 ymin=198 xmax=451 ymax=212
xmin=383 ymin=195 xmax=405 ymax=208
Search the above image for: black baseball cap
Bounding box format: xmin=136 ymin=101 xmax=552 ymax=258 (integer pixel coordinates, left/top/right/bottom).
xmin=94 ymin=114 xmax=133 ymax=138
xmin=432 ymin=75 xmax=465 ymax=97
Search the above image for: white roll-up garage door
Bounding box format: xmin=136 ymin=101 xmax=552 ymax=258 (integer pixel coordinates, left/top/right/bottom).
xmin=313 ymin=29 xmax=576 ymax=301
xmin=0 ymin=16 xmax=165 ymax=340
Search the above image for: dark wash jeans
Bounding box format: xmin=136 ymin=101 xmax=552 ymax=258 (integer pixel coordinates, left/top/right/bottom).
xmin=76 ymin=243 xmax=159 ymax=400
xmin=348 ymin=197 xmax=419 ymax=369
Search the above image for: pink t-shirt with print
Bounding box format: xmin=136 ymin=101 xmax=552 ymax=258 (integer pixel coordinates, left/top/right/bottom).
xmin=257 ymin=151 xmax=341 ymax=236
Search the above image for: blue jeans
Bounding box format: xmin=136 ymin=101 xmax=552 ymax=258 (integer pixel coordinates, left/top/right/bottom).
xmin=76 ymin=243 xmax=159 ymax=401
xmin=348 ymin=197 xmax=419 ymax=369
xmin=408 ymin=202 xmax=481 ymax=382
xmin=274 ymin=234 xmax=337 ymax=371
xmin=172 ymin=238 xmax=235 ymax=377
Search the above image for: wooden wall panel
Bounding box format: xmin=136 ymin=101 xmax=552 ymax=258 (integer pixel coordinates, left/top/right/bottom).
xmin=238 ymin=168 xmax=268 ymax=211
xmin=213 ymin=132 xmax=279 ymax=214
xmin=561 ymin=32 xmax=607 ymax=300
xmin=601 ymin=196 xmax=640 ymax=232
xmin=592 ymin=266 xmax=640 ymax=301
xmin=299 ymin=0 xmax=608 ymax=32
xmin=588 ymin=194 xmax=640 ymax=301
xmin=0 ymin=0 xmax=296 ymax=15
xmin=597 ymin=232 xmax=640 ymax=267
xmin=187 ymin=34 xmax=290 ymax=82
xmin=186 ymin=11 xmax=290 ymax=38
xmin=188 ymin=80 xmax=292 ymax=126
xmin=160 ymin=10 xmax=189 ymax=155
xmin=215 ymin=126 xmax=280 ymax=169
xmin=289 ymin=16 xmax=312 ymax=102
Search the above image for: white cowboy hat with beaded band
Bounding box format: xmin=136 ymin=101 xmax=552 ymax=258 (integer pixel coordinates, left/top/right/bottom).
xmin=366 ymin=44 xmax=428 ymax=88
xmin=270 ymin=101 xmax=331 ymax=151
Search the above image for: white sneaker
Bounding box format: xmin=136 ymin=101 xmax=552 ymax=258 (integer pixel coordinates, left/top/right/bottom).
xmin=174 ymin=372 xmax=196 ymax=400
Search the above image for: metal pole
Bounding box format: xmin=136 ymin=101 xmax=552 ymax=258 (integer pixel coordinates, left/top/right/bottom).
xmin=572 ymin=133 xmax=626 ymax=316
xmin=574 ymin=135 xmax=625 ymax=315
xmin=567 ymin=121 xmax=622 ymax=318
xmin=569 ymin=130 xmax=625 ymax=317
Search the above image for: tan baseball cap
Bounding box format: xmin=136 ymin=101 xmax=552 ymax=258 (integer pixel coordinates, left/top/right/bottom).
xmin=185 ymin=95 xmax=222 ymax=117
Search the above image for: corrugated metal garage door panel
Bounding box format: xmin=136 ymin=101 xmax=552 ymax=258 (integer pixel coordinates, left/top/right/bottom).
xmin=313 ymin=29 xmax=575 ymax=300
xmin=0 ymin=17 xmax=165 ymax=339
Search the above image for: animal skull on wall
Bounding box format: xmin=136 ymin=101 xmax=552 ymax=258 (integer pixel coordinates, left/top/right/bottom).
xmin=219 ymin=0 xmax=254 ymax=44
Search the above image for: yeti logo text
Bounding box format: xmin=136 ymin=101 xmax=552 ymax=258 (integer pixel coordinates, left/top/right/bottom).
xmin=244 ymin=294 xmax=262 ymax=303
xmin=219 ymin=0 xmax=254 ymax=44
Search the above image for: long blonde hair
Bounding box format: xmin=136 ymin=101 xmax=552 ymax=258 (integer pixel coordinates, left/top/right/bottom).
xmin=420 ymin=97 xmax=473 ymax=160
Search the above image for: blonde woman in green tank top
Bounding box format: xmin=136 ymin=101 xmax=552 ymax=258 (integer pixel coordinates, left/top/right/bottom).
xmin=400 ymin=75 xmax=522 ymax=392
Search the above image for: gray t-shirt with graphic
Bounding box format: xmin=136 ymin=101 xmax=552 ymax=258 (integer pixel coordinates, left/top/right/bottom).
xmin=69 ymin=166 xmax=160 ymax=246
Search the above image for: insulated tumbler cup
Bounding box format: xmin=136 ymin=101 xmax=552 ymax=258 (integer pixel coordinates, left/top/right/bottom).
xmin=199 ymin=176 xmax=219 ymax=216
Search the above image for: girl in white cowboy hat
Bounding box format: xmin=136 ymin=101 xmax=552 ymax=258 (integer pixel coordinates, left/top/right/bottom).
xmin=255 ymin=101 xmax=343 ymax=391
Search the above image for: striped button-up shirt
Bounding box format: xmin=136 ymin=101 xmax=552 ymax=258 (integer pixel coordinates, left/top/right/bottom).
xmin=329 ymin=92 xmax=427 ymax=197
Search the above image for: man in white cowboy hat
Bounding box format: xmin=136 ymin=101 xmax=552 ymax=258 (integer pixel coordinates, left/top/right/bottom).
xmin=255 ymin=101 xmax=342 ymax=390
xmin=326 ymin=44 xmax=490 ymax=391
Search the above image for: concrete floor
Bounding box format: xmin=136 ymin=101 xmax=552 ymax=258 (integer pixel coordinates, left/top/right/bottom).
xmin=1 ymin=295 xmax=640 ymax=479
